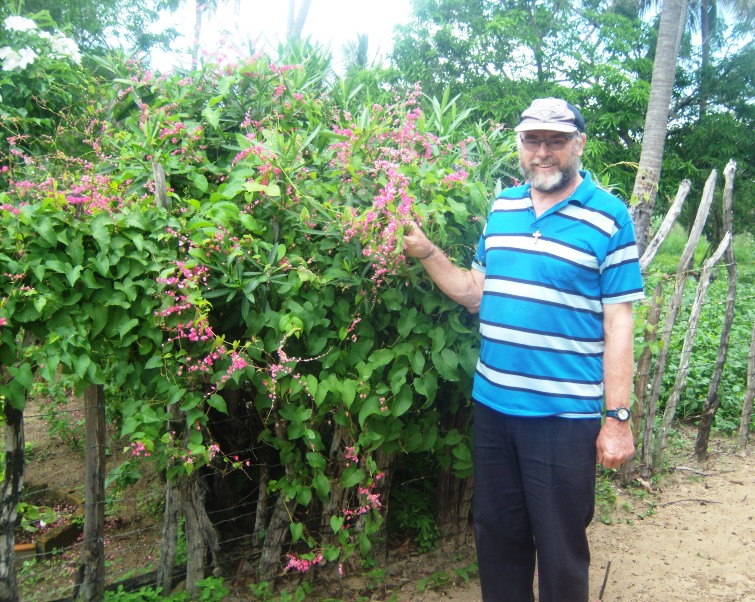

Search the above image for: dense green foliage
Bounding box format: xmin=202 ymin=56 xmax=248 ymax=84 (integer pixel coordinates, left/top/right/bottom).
xmin=0 ymin=30 xmax=515 ymax=574
xmin=2 ymin=0 xmax=180 ymax=54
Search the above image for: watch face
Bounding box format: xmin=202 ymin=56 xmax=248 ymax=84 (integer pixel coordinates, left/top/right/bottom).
xmin=617 ymin=408 xmax=630 ymax=421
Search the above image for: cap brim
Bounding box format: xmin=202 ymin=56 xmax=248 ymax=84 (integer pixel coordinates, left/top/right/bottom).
xmin=514 ymin=122 xmax=579 ymax=133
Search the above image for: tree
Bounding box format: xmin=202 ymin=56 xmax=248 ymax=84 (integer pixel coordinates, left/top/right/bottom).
xmin=8 ymin=0 xmax=180 ymax=54
xmin=287 ymin=0 xmax=313 ymax=39
xmin=628 ymin=0 xmax=689 ymax=254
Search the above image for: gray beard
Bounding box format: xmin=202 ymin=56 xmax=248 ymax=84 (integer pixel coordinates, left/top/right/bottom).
xmin=527 ymin=167 xmax=576 ymax=193
xmin=519 ymin=153 xmax=581 ymax=194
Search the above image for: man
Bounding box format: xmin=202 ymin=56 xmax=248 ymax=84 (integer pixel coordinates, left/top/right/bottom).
xmin=404 ymin=98 xmax=644 ymax=601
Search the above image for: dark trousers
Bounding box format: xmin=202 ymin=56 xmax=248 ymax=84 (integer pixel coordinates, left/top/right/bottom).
xmin=473 ymin=401 xmax=602 ymax=602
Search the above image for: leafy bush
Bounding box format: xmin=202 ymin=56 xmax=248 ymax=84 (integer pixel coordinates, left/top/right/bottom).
xmin=1 ymin=39 xmax=517 ymax=574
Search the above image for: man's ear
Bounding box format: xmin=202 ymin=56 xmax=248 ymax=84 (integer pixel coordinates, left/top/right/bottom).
xmin=576 ymin=133 xmax=587 ymax=156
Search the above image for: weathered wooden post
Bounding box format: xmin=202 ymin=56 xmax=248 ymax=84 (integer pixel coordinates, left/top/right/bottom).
xmin=621 ymin=283 xmax=663 ymax=484
xmin=74 ymin=383 xmax=107 ymax=601
xmin=641 ymin=172 xmax=717 ymax=471
xmin=737 ymin=321 xmax=755 ymax=451
xmin=652 ymin=233 xmax=731 ymax=469
xmin=0 ymin=391 xmax=25 ymax=602
xmin=696 ymin=160 xmax=738 ymax=460
xmin=157 ymin=404 xmax=182 ymax=595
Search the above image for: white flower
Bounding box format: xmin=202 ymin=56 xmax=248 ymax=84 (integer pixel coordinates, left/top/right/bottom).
xmin=49 ymin=34 xmax=81 ymax=64
xmin=4 ymin=16 xmax=37 ymax=33
xmin=0 ymin=46 xmax=37 ymax=71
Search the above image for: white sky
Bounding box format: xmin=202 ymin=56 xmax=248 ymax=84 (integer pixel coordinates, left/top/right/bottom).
xmin=151 ymin=0 xmax=414 ymax=72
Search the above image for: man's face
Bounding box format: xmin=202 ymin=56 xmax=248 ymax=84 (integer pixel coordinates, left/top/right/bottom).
xmin=518 ymin=130 xmax=583 ymax=194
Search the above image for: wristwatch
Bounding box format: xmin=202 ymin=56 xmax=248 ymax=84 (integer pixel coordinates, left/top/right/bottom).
xmin=605 ymin=407 xmax=631 ymax=422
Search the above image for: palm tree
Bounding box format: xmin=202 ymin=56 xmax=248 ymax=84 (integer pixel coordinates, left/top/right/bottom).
xmin=630 ymin=0 xmax=690 ymax=254
xmin=287 ymin=0 xmax=314 ymax=39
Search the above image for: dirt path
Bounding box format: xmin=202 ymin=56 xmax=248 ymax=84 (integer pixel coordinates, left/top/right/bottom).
xmin=401 ymin=445 xmax=755 ymax=602
xmin=18 ymin=398 xmax=755 ymax=602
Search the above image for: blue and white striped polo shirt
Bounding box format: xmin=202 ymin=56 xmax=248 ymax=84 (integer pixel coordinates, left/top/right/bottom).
xmin=471 ymin=171 xmax=645 ymax=418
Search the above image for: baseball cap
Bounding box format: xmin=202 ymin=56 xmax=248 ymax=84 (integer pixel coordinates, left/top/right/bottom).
xmin=514 ymin=98 xmax=585 ymax=133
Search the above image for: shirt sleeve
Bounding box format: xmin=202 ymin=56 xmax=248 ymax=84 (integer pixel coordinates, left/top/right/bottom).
xmin=600 ymin=217 xmax=645 ymax=304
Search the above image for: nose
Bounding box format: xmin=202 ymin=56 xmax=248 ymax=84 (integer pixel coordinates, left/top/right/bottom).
xmin=535 ymin=141 xmax=552 ymax=158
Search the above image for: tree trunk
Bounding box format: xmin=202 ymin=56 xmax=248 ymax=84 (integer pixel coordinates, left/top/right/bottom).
xmin=253 ymin=462 xmax=271 ymax=548
xmin=695 ymin=160 xmax=737 ymax=460
xmin=319 ymin=423 xmax=349 ymax=545
xmin=157 ymin=402 xmax=183 ymax=593
xmin=630 ymin=0 xmax=690 ymax=254
xmin=652 ymin=234 xmax=731 ymax=469
xmin=641 ymin=170 xmax=718 ymax=471
xmin=287 ymin=0 xmax=313 ymax=39
xmin=258 ymin=419 xmax=297 ymax=583
xmin=192 ymin=0 xmax=204 ymax=70
xmin=0 ymin=398 xmax=24 ymax=602
xmin=182 ymin=471 xmax=221 ymax=598
xmin=621 ymin=283 xmax=663 ymax=484
xmin=737 ymin=320 xmax=755 ymax=450
xmin=257 ymin=485 xmax=297 ymax=582
xmin=74 ymin=384 xmax=107 ymax=602
xmin=699 ymin=0 xmax=711 ymax=117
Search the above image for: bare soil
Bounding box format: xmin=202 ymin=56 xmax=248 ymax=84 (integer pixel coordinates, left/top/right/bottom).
xmin=17 ymin=397 xmax=755 ymax=601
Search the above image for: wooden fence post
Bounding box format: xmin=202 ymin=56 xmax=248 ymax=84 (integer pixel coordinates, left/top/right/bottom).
xmin=696 ymin=160 xmax=738 ymax=460
xmin=74 ymin=383 xmax=107 ymax=601
xmin=157 ymin=403 xmax=182 ymax=595
xmin=651 ymin=233 xmax=731 ymax=469
xmin=0 ymin=393 xmax=25 ymax=602
xmin=622 ymin=282 xmax=663 ymax=483
xmin=641 ymin=171 xmax=718 ymax=471
xmin=737 ymin=321 xmax=755 ymax=450
xmin=639 ymin=180 xmax=691 ymax=272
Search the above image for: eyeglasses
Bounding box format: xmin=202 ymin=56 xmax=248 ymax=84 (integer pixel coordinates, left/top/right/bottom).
xmin=520 ymin=133 xmax=579 ymax=152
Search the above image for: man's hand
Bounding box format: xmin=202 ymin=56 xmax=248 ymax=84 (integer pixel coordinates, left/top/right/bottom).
xmin=403 ymin=222 xmax=434 ymax=259
xmin=596 ymin=420 xmax=634 ymax=469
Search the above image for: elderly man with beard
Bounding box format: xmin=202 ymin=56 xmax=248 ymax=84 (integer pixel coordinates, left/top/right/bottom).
xmin=404 ymin=98 xmax=644 ymax=601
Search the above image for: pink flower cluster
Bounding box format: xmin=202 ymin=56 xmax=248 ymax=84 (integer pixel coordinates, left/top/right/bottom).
xmin=341 ymin=476 xmax=384 ymax=523
xmin=284 ymin=552 xmax=324 ymax=574
xmin=130 ymin=441 xmax=150 ymax=457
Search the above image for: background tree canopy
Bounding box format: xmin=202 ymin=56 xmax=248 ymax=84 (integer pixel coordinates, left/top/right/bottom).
xmin=387 ymin=0 xmax=753 ymax=237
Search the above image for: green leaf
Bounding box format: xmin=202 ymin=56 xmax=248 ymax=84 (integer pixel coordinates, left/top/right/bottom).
xmin=73 ymin=354 xmax=92 ymax=380
xmin=306 ymin=452 xmax=326 ymax=470
xmin=90 ymin=214 xmax=111 ymax=249
xmin=65 ymin=265 xmax=83 ymax=287
xmin=391 ymin=386 xmax=413 ymax=417
xmin=191 ymin=172 xmax=209 ymax=193
xmin=119 ymin=319 xmax=139 ymax=339
xmin=432 ymin=348 xmax=459 ymax=381
xmin=341 ymin=379 xmax=358 ymax=409
xmin=144 ymin=355 xmax=163 ymax=370
xmin=290 ymin=522 xmax=303 ymax=543
xmin=397 ymin=307 xmax=418 ymax=338
xmin=341 ymin=466 xmax=366 ymax=489
xmin=414 ymin=372 xmax=438 ymax=405
xmin=314 ymin=472 xmax=330 ymax=502
xmin=330 ymin=515 xmax=344 ymax=533
xmin=358 ymin=395 xmax=380 ymax=427
xmin=8 ymin=363 xmax=34 ymax=391
xmin=202 ymin=105 xmax=220 ymax=129
xmin=207 ymin=394 xmax=228 ymax=414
